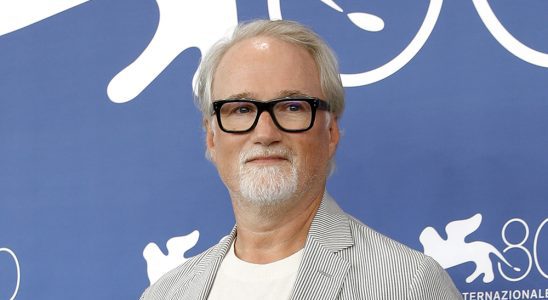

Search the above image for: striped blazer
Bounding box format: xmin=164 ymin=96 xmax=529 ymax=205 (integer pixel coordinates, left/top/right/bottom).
xmin=140 ymin=194 xmax=462 ymax=299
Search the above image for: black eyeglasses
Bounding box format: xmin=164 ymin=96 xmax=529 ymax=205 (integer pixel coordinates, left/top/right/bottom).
xmin=211 ymin=97 xmax=330 ymax=133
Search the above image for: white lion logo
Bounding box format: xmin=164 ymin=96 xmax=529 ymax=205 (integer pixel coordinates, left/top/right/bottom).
xmin=420 ymin=214 xmax=520 ymax=283
xmin=107 ymin=0 xmax=238 ymax=103
xmin=0 ymin=247 xmax=20 ymax=300
xmin=143 ymin=230 xmax=200 ymax=285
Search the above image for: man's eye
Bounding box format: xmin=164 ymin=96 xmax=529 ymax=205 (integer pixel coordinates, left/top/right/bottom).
xmin=279 ymin=101 xmax=310 ymax=113
xmin=288 ymin=104 xmax=301 ymax=111
xmin=232 ymin=104 xmax=254 ymax=114
xmin=281 ymin=101 xmax=307 ymax=112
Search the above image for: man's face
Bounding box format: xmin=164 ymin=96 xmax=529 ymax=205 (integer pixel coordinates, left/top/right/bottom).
xmin=206 ymin=36 xmax=339 ymax=205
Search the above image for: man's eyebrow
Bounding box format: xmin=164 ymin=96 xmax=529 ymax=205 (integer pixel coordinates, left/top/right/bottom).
xmin=277 ymin=90 xmax=311 ymax=98
xmin=226 ymin=92 xmax=256 ymax=99
xmin=225 ymin=90 xmax=311 ymax=100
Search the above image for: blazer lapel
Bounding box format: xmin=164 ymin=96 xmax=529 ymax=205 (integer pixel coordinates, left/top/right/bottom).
xmin=289 ymin=193 xmax=354 ymax=300
xmin=181 ymin=227 xmax=236 ymax=300
xmin=289 ymin=239 xmax=350 ymax=300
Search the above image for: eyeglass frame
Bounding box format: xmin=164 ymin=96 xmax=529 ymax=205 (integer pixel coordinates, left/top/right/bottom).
xmin=211 ymin=97 xmax=331 ymax=133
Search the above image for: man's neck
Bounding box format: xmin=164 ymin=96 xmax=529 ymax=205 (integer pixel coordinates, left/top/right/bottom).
xmin=230 ymin=189 xmax=324 ymax=264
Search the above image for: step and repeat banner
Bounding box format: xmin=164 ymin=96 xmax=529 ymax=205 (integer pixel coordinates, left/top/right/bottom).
xmin=1 ymin=1 xmax=547 ymax=299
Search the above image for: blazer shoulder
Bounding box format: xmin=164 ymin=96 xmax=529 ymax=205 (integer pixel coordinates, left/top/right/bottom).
xmin=340 ymin=215 xmax=461 ymax=299
xmin=345 ymin=214 xmax=426 ymax=263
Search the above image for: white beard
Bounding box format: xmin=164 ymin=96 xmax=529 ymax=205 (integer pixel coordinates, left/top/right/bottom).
xmin=238 ymin=147 xmax=298 ymax=205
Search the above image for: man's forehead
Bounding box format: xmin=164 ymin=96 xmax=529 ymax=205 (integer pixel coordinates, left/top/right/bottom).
xmin=212 ymin=36 xmax=323 ymax=101
xmin=230 ymin=36 xmax=292 ymax=52
xmin=225 ymin=90 xmax=313 ymax=100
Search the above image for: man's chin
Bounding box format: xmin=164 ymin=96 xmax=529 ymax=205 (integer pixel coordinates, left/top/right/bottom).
xmin=239 ymin=178 xmax=296 ymax=204
xmin=237 ymin=160 xmax=298 ymax=205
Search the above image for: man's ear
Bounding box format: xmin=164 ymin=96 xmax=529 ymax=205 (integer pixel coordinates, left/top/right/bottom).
xmin=204 ymin=118 xmax=216 ymax=162
xmin=328 ymin=115 xmax=340 ymax=159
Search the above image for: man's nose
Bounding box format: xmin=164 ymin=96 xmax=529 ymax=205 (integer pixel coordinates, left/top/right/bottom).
xmin=251 ymin=111 xmax=283 ymax=146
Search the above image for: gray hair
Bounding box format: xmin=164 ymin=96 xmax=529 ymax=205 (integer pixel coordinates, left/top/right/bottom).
xmin=194 ymin=19 xmax=345 ymax=119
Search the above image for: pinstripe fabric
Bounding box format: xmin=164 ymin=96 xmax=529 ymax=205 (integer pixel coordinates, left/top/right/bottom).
xmin=140 ymin=194 xmax=462 ymax=300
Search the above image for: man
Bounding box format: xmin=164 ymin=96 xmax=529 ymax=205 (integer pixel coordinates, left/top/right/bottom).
xmin=141 ymin=19 xmax=462 ymax=299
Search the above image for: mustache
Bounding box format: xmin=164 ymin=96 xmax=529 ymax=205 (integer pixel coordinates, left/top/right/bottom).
xmin=239 ymin=146 xmax=294 ymax=164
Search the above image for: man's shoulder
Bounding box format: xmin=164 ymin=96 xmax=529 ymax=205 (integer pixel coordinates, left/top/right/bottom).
xmin=343 ymin=213 xmax=442 ymax=273
xmin=140 ymin=236 xmax=229 ymax=300
xmin=345 ymin=214 xmax=426 ymax=261
xmin=340 ymin=214 xmax=462 ymax=299
xmin=317 ymin=194 xmax=438 ymax=271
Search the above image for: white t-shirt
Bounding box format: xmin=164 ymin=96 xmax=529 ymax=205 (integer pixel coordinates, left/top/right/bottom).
xmin=208 ymin=241 xmax=304 ymax=300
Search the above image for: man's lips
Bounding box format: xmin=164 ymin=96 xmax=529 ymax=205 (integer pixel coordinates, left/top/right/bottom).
xmin=245 ymin=156 xmax=288 ymax=163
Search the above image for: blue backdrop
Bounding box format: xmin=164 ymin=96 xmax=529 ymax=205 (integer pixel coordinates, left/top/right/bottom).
xmin=1 ymin=1 xmax=547 ymax=299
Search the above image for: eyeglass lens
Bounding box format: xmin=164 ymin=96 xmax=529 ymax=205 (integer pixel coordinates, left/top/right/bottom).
xmin=219 ymin=100 xmax=313 ymax=132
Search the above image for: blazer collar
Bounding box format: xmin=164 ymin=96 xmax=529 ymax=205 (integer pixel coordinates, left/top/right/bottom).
xmin=182 ymin=227 xmax=235 ymax=300
xmin=189 ymin=192 xmax=353 ymax=300
xmin=289 ymin=192 xmax=353 ymax=300
xmin=307 ymin=192 xmax=354 ymax=252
